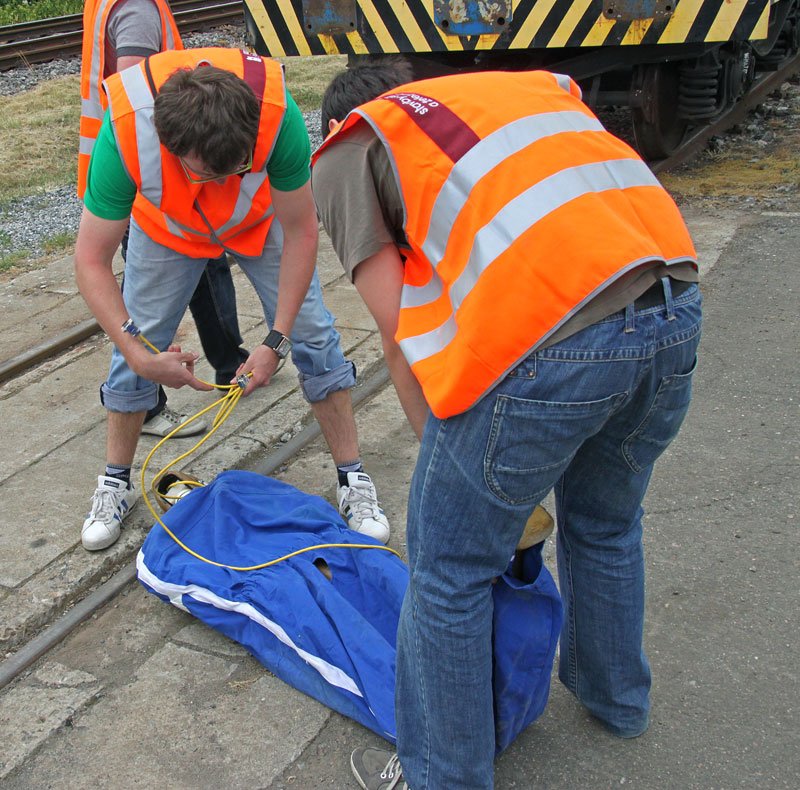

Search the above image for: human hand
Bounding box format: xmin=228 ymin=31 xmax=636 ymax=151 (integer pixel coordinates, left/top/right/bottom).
xmin=233 ymin=345 xmax=280 ymax=396
xmin=133 ymin=345 xmax=214 ymax=391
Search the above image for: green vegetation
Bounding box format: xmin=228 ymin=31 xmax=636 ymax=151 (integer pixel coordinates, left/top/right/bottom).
xmin=0 ymin=74 xmax=80 ymax=204
xmin=0 ymin=0 xmax=83 ymax=26
xmin=0 ymin=249 xmax=29 ymax=273
xmin=279 ymin=55 xmax=346 ymax=113
xmin=42 ymin=230 xmax=76 ymax=254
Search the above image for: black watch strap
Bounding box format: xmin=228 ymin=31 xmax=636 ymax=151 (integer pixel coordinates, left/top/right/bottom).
xmin=262 ymin=329 xmax=292 ymax=359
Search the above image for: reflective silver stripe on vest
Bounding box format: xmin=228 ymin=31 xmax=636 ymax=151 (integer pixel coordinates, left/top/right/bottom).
xmin=401 ymin=111 xmax=604 ymax=309
xmin=116 ymin=66 xmax=164 ymax=206
xmin=86 ymin=0 xmax=114 ymax=127
xmin=79 ymin=135 xmax=97 ymax=156
xmin=215 ymin=172 xmax=271 ymax=236
xmin=399 ymin=158 xmax=663 ymax=367
xmin=553 ymin=72 xmax=579 ymax=98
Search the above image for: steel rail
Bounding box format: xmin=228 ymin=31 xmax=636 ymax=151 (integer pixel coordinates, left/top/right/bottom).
xmin=0 ymin=1 xmax=243 ymax=71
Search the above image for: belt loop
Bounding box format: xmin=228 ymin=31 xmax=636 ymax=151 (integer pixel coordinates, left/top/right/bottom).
xmin=624 ymin=301 xmax=635 ymax=333
xmin=662 ymin=276 xmax=676 ymax=320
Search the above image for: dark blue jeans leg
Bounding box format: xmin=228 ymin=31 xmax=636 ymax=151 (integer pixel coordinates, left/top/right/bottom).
xmin=188 ymin=254 xmax=249 ymax=386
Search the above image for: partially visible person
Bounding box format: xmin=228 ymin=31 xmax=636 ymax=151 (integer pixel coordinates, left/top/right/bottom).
xmin=312 ymin=60 xmax=703 ymax=789
xmin=75 ymin=49 xmax=389 ymax=554
xmin=79 ymin=0 xmax=248 ymax=440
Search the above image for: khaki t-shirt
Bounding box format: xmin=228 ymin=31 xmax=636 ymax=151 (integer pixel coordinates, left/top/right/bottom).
xmin=312 ymin=124 xmax=698 ymax=348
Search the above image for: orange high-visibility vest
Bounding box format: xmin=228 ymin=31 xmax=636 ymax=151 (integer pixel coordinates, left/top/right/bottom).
xmin=103 ymin=48 xmax=286 ymax=258
xmin=78 ymin=0 xmax=181 ymax=198
xmin=314 ymin=70 xmax=698 ymax=419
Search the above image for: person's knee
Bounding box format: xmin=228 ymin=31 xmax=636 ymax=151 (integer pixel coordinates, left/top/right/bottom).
xmin=298 ymin=360 xmax=357 ymax=403
xmin=100 ymin=382 xmax=160 ymax=413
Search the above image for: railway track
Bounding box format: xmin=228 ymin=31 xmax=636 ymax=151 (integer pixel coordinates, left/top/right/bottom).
xmin=0 ymin=0 xmax=243 ymax=71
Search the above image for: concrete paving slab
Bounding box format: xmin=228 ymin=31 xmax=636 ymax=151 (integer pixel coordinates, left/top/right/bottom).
xmin=0 ymin=661 xmax=102 ymax=780
xmin=4 ymin=640 xmax=331 ymax=789
xmin=172 ymin=622 xmax=250 ymax=658
xmin=0 ymin=252 xmax=123 ymax=359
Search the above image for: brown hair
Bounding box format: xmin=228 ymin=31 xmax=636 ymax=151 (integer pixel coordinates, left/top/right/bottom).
xmin=154 ymin=65 xmax=260 ymax=174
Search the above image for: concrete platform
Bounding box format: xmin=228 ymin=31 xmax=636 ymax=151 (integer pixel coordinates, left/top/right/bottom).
xmin=0 ymin=205 xmax=798 ymax=788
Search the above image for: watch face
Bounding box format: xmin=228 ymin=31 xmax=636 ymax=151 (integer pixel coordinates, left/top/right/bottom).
xmin=265 ymin=330 xmax=291 ymax=358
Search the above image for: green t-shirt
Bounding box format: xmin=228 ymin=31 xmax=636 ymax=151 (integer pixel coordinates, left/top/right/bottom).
xmin=84 ymin=90 xmax=311 ymax=220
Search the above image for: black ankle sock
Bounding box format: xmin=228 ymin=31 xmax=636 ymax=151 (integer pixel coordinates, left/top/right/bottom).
xmin=105 ymin=464 xmax=131 ymax=488
xmin=337 ymin=460 xmax=363 ymax=487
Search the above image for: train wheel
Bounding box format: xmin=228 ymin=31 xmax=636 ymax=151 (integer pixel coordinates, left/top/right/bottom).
xmin=632 ymin=63 xmax=688 ymax=160
xmin=752 ymin=0 xmax=797 ymax=61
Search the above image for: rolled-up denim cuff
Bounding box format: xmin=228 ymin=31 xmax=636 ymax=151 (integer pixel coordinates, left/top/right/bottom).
xmin=100 ymin=381 xmax=160 ymax=413
xmin=298 ymin=360 xmax=356 ymax=403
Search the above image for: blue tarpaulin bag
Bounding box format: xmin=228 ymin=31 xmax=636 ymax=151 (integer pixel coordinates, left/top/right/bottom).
xmin=493 ymin=544 xmax=563 ymax=753
xmin=137 ymin=470 xmax=562 ymax=751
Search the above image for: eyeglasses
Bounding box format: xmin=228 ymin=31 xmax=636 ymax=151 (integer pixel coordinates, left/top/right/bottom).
xmin=179 ymin=151 xmax=254 ymax=183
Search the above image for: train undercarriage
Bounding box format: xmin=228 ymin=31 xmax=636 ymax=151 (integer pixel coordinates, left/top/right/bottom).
xmin=244 ymin=0 xmax=800 ymax=159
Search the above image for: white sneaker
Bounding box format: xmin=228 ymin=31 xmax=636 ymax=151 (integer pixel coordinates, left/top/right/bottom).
xmin=81 ymin=475 xmax=139 ymax=551
xmin=141 ymin=406 xmax=207 ymax=438
xmin=337 ymin=472 xmax=390 ymax=544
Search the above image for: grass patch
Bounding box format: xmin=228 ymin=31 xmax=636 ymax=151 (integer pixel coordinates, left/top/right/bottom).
xmin=279 ymin=55 xmax=347 ymax=113
xmin=42 ymin=230 xmax=76 ymax=254
xmin=0 ymin=74 xmax=80 ymax=203
xmin=0 ymin=0 xmax=83 ymax=25
xmin=0 ymin=249 xmax=30 ymax=273
xmin=660 ymin=143 xmax=800 ymax=198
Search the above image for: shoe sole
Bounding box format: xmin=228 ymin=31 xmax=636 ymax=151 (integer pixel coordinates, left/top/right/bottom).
xmin=141 ymin=424 xmax=207 ymax=438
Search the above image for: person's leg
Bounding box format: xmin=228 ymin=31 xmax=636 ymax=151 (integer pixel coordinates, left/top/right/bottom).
xmin=187 ymin=253 xmax=249 ymax=385
xmin=395 ymin=283 xmax=702 ymax=786
xmin=555 ymin=283 xmax=702 ymax=737
xmin=84 ymin=221 xmax=207 ymax=550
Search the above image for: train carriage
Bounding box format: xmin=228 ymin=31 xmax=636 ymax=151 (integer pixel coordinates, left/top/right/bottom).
xmin=242 ymin=0 xmax=800 ymax=157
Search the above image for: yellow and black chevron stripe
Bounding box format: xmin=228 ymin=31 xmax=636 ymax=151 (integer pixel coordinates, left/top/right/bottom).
xmin=244 ymin=0 xmax=769 ymax=57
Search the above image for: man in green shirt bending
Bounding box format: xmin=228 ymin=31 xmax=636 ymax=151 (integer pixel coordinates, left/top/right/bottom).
xmin=75 ymin=48 xmax=389 ymax=551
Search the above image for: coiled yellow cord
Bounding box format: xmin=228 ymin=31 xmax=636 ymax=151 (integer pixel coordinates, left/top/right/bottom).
xmin=133 ymin=327 xmax=401 ymax=570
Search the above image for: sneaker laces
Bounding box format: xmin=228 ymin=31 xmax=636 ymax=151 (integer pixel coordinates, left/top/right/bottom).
xmin=341 ymin=480 xmax=381 ymax=521
xmin=380 ymin=754 xmax=405 ymax=789
xmin=88 ymin=487 xmax=125 ymax=522
xmin=159 ymin=407 xmax=188 ymax=426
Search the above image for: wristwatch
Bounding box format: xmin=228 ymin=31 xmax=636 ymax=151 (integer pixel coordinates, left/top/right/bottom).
xmin=262 ymin=329 xmax=292 ymax=359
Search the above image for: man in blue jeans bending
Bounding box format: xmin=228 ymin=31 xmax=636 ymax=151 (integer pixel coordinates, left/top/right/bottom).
xmin=313 ymin=59 xmax=703 ymax=789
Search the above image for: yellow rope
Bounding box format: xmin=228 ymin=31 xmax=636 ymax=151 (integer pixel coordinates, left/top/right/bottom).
xmin=133 ymin=326 xmax=401 ymax=571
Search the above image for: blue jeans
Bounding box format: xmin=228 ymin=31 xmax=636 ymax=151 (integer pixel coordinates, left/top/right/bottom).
xmin=188 ymin=254 xmax=249 ymax=386
xmin=101 ymin=218 xmax=355 ymax=413
xmin=395 ymin=281 xmax=702 ymax=789
xmin=121 ymin=228 xmax=247 ymax=417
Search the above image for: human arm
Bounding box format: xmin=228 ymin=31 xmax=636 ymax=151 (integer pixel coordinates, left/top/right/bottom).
xmin=352 ymin=245 xmax=430 ymax=440
xmin=235 ymin=180 xmax=319 ymax=395
xmin=73 ymin=207 xmax=212 ymax=391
